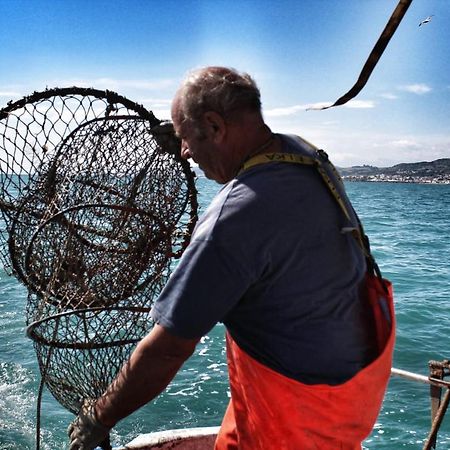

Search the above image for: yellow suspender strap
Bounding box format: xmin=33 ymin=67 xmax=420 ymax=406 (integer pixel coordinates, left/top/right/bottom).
xmin=239 ymin=141 xmax=387 ymax=284
xmin=239 ymin=150 xmax=371 ymax=260
xmin=239 ymin=152 xmax=351 ymax=222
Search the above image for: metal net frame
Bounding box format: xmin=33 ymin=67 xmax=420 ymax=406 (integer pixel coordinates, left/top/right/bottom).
xmin=0 ymin=87 xmax=198 ymax=419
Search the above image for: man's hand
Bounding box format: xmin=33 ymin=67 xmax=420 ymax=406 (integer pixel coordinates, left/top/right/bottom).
xmin=67 ymin=325 xmax=199 ymax=449
xmin=67 ymin=399 xmax=111 ymax=450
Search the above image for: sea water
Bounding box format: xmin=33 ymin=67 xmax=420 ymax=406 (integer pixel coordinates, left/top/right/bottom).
xmin=1 ymin=179 xmax=450 ymax=450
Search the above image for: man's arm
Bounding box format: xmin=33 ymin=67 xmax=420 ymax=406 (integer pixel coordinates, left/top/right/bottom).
xmin=96 ymin=323 xmax=200 ymax=426
xmin=68 ymin=324 xmax=200 ymax=450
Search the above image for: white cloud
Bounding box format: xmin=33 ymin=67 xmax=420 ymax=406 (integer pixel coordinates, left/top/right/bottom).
xmin=399 ymin=83 xmax=432 ymax=94
xmin=344 ymin=100 xmax=375 ymax=109
xmin=304 ymin=102 xmax=333 ymax=111
xmin=139 ymin=99 xmax=172 ymax=120
xmin=264 ymin=104 xmax=310 ymax=117
xmin=0 ymin=79 xmax=177 ymax=111
xmin=149 ymin=108 xmax=171 ymax=120
xmin=364 ymin=134 xmax=450 ymax=166
xmin=328 ymin=152 xmax=361 ymax=166
xmin=140 ymin=98 xmax=172 ymax=112
xmin=379 ymin=93 xmax=398 ymax=100
xmin=265 ymin=98 xmax=375 ymax=116
xmin=280 ymin=126 xmax=450 ymax=167
xmin=306 ymin=99 xmax=374 ymax=110
xmin=141 ymin=98 xmax=172 ymax=105
xmin=389 ymin=139 xmax=421 ymax=148
xmin=97 ymin=78 xmax=175 ymax=91
xmin=0 ymin=91 xmax=21 ymax=98
xmin=51 ymin=77 xmax=176 ymax=92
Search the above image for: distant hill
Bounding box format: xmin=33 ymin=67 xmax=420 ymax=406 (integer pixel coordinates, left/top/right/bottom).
xmin=338 ymin=158 xmax=450 ymax=184
xmin=192 ymin=158 xmax=450 ymax=184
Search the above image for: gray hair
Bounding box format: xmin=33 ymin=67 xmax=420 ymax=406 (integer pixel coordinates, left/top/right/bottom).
xmin=175 ymin=67 xmax=262 ymax=127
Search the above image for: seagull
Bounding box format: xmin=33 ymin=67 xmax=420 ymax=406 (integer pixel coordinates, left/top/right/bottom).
xmin=419 ymin=15 xmax=434 ymax=27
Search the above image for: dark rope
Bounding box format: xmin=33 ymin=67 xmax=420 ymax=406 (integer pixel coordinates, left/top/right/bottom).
xmin=35 ymin=316 xmax=60 ymax=450
xmin=309 ymin=0 xmax=413 ymax=110
xmin=35 ymin=373 xmax=45 ymax=450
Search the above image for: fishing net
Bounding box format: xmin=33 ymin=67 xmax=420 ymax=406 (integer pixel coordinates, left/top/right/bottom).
xmin=0 ymin=87 xmax=198 ymax=416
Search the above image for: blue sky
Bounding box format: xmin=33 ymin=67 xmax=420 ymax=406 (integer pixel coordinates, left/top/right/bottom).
xmin=0 ymin=0 xmax=448 ymax=167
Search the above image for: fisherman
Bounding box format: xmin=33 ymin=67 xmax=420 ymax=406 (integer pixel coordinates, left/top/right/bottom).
xmin=68 ymin=66 xmax=394 ymax=450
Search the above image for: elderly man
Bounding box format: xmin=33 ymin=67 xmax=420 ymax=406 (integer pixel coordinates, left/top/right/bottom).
xmin=68 ymin=66 xmax=394 ymax=450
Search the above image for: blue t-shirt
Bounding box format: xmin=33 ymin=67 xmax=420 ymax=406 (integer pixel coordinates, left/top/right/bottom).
xmin=151 ymin=134 xmax=376 ymax=384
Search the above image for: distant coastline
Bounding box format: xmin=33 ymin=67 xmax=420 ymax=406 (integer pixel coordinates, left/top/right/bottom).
xmin=338 ymin=158 xmax=450 ymax=185
xmin=191 ymin=158 xmax=450 ymax=184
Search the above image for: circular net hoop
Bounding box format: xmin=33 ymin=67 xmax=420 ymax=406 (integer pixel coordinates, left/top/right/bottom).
xmin=0 ymin=87 xmax=198 ymax=414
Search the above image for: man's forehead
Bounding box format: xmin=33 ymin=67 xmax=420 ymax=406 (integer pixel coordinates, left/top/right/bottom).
xmin=172 ymin=112 xmax=185 ymax=129
xmin=171 ymin=98 xmax=185 ymax=125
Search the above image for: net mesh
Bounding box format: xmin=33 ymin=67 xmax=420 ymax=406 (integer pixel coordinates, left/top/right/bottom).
xmin=0 ymin=87 xmax=198 ymax=414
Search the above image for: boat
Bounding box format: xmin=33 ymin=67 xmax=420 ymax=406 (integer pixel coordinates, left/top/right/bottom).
xmin=117 ymin=426 xmax=219 ymax=449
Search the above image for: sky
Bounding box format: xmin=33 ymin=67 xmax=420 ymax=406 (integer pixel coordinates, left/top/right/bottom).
xmin=0 ymin=0 xmax=449 ymax=167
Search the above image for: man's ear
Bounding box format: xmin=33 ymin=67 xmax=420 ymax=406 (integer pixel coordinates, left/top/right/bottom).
xmin=203 ymin=111 xmax=226 ymax=142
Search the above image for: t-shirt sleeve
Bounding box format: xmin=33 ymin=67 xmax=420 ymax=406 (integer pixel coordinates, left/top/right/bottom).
xmin=151 ymin=236 xmax=255 ymax=339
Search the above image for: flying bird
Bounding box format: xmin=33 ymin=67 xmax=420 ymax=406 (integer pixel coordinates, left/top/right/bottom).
xmin=419 ymin=15 xmax=433 ymax=27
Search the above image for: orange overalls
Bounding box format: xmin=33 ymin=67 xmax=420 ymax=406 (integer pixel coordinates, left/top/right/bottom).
xmin=215 ymin=146 xmax=395 ymax=449
xmin=215 ymin=275 xmax=394 ymax=450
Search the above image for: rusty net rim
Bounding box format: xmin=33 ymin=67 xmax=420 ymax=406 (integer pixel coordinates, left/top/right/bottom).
xmin=26 ymin=305 xmax=153 ymax=349
xmin=0 ymin=86 xmax=160 ymax=124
